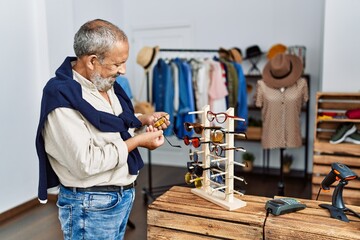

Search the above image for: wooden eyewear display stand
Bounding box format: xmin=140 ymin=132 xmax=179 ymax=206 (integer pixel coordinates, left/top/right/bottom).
xmin=188 ymin=105 xmax=246 ymax=211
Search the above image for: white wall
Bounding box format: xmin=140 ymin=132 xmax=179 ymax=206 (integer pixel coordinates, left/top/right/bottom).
xmin=45 ymin=0 xmax=125 ymax=75
xmin=0 ymin=0 xmax=125 ymax=214
xmin=2 ymin=0 xmax=356 ymax=214
xmin=322 ymin=0 xmax=360 ymax=92
xmin=0 ymin=0 xmax=49 ymax=213
xmin=123 ymin=0 xmax=325 ymax=171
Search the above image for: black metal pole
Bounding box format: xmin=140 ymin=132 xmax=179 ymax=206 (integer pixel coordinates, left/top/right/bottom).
xmin=278 ymin=148 xmax=285 ymax=196
xmin=146 ymin=71 xmax=153 ymax=197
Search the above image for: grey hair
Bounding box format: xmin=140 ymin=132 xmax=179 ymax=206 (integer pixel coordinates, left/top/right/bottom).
xmin=73 ymin=19 xmax=128 ymax=62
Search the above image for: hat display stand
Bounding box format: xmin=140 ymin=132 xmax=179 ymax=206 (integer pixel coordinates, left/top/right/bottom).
xmin=244 ymin=45 xmax=264 ymax=75
xmin=187 ymin=105 xmax=247 ymax=210
xmin=247 ymin=56 xmax=262 ymax=75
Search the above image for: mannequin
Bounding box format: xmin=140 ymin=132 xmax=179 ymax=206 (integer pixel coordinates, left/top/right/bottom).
xmin=255 ymin=53 xmax=308 ymax=195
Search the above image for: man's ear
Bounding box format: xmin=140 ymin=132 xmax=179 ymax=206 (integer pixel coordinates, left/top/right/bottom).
xmin=86 ymin=55 xmax=97 ymax=70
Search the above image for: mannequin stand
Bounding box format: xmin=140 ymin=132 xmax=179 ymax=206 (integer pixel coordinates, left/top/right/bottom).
xmin=277 ymin=148 xmax=285 ymax=196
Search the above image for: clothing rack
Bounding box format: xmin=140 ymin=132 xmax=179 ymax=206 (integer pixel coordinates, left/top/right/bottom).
xmin=142 ymin=48 xmax=309 ymax=202
xmin=142 ymin=48 xmax=219 ymax=204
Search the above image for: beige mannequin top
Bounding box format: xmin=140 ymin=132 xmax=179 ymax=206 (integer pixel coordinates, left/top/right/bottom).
xmin=255 ymin=78 xmax=308 ymax=149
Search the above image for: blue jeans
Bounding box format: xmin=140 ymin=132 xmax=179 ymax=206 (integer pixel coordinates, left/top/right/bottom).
xmin=57 ymin=185 xmax=135 ymax=240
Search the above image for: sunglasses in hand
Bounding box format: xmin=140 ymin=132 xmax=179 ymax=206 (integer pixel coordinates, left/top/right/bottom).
xmin=153 ymin=115 xmax=181 ymax=148
xmin=153 ymin=114 xmax=169 ymax=128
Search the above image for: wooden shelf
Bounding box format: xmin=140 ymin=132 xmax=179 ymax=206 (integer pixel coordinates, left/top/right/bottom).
xmin=314 ymin=141 xmax=360 ymax=156
xmin=312 ymin=92 xmax=360 ymax=205
xmin=317 ymin=118 xmax=360 ymax=123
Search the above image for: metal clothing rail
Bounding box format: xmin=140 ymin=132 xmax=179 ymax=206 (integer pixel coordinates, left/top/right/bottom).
xmin=159 ymin=48 xmax=218 ymax=53
xmin=142 ymin=48 xmax=219 ymax=204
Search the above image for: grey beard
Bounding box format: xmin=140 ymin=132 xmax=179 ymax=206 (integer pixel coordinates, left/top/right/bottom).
xmin=91 ymin=72 xmax=116 ymax=92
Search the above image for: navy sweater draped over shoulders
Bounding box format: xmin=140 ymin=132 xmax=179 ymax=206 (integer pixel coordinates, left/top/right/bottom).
xmin=35 ymin=57 xmax=143 ymax=202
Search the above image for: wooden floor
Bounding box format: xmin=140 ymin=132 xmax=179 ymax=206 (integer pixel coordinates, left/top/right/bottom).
xmin=0 ymin=164 xmax=311 ymax=240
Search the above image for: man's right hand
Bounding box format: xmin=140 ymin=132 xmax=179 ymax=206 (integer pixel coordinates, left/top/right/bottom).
xmin=125 ymin=126 xmax=164 ymax=152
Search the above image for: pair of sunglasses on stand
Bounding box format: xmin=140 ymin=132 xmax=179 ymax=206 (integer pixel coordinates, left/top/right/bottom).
xmin=184 ymin=122 xmax=221 ymax=134
xmin=187 ymin=162 xmax=214 ymax=178
xmin=207 ymin=111 xmax=245 ymax=124
xmin=208 ymin=142 xmax=245 ymax=157
xmin=189 ymin=149 xmax=201 ymax=163
xmin=153 ymin=115 xmax=181 ymax=148
xmin=183 ymin=135 xmax=211 ymax=148
xmin=184 ymin=122 xmax=246 ymax=143
xmin=184 ymin=172 xmax=203 ymax=188
xmin=189 ymin=149 xmax=224 ymax=171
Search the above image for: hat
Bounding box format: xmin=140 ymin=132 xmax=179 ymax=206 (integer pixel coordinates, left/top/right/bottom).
xmin=262 ymin=53 xmax=303 ymax=88
xmin=136 ymin=46 xmax=159 ymax=70
xmin=134 ymin=101 xmax=154 ymax=114
xmin=267 ymin=44 xmax=287 ymax=60
xmin=245 ymin=45 xmax=264 ymax=59
xmin=218 ymin=47 xmax=231 ymax=60
xmin=229 ymin=47 xmax=243 ymax=63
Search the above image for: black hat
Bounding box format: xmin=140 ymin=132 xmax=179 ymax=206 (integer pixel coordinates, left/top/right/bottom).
xmin=245 ymin=45 xmax=264 ymax=59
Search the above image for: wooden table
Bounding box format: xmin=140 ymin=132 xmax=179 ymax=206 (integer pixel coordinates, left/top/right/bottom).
xmin=147 ymin=186 xmax=360 ymax=239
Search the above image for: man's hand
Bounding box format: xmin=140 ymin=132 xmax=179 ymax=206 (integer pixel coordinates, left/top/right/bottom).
xmin=137 ymin=112 xmax=170 ymax=130
xmin=126 ymin=126 xmax=164 ymax=151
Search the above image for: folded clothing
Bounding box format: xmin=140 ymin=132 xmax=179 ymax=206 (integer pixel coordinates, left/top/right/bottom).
xmin=346 ymin=108 xmax=360 ymax=119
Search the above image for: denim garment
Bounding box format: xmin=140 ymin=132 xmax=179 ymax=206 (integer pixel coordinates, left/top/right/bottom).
xmin=173 ymin=58 xmax=195 ymax=139
xmin=57 ymin=185 xmax=135 ymax=240
xmin=115 ymin=76 xmax=133 ymax=99
xmin=152 ymin=59 xmax=175 ymax=136
xmin=233 ymin=63 xmax=248 ymax=131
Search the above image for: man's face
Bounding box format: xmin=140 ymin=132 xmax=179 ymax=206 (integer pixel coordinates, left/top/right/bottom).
xmin=91 ymin=41 xmax=129 ymax=92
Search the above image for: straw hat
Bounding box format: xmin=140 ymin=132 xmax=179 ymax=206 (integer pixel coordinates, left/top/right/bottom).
xmin=267 ymin=43 xmax=287 ymax=60
xmin=229 ymin=47 xmax=243 ymax=63
xmin=136 ymin=46 xmax=159 ymax=70
xmin=262 ymin=53 xmax=303 ymax=88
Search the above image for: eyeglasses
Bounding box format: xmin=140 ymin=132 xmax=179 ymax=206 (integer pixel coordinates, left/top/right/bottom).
xmin=184 ymin=172 xmax=203 ymax=188
xmin=189 ymin=149 xmax=202 ymax=163
xmin=164 ymin=135 xmax=181 ymax=148
xmin=153 ymin=114 xmax=169 ymax=128
xmin=183 ymin=135 xmax=211 ymax=148
xmin=153 ymin=115 xmax=181 ymax=148
xmin=208 ymin=142 xmax=245 ymax=156
xmin=210 ymin=129 xmax=247 ymax=143
xmin=184 ymin=122 xmax=221 ymax=134
xmin=207 ymin=111 xmax=245 ymax=124
xmin=187 ymin=163 xmax=213 ymax=177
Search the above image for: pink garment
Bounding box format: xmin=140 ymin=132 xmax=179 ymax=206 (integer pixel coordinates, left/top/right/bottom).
xmin=208 ymin=60 xmax=228 ymax=111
